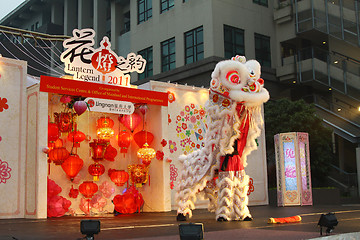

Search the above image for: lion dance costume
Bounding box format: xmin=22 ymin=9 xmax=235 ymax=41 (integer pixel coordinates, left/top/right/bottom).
xmin=176 ymin=56 xmax=270 ymax=221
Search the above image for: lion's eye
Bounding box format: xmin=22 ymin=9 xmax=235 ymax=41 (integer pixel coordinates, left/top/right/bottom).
xmin=249 ymin=70 xmax=255 ymax=77
xmin=225 ymin=70 xmax=240 ymax=84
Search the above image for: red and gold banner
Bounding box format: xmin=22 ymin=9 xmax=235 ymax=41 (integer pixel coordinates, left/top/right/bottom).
xmin=40 ymin=76 xmax=168 ymax=106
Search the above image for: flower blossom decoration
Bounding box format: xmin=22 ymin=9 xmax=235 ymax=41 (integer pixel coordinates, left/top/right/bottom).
xmin=167 ymin=91 xmax=175 ymax=103
xmin=161 ymin=139 xmax=167 ymax=147
xmin=0 ymin=97 xmax=9 ymax=112
xmin=60 ymin=95 xmax=72 ymax=104
xmin=168 ymin=140 xmax=177 ymax=153
xmin=0 ymin=158 xmax=11 ymax=184
xmin=156 ymin=151 xmax=164 ymax=161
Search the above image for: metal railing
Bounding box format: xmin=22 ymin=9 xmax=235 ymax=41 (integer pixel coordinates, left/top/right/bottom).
xmin=295 ymin=0 xmax=360 ymax=47
xmin=296 ymin=47 xmax=360 ymax=103
xmin=328 ymin=163 xmax=358 ymax=196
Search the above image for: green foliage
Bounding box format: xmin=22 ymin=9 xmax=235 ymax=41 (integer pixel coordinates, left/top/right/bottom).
xmin=264 ymin=98 xmax=334 ymax=187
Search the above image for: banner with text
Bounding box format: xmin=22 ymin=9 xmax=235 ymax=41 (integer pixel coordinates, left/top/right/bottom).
xmin=40 ymin=75 xmax=168 ymax=106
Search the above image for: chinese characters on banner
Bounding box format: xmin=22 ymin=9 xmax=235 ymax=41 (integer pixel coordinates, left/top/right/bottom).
xmin=60 ymin=29 xmax=146 ymax=87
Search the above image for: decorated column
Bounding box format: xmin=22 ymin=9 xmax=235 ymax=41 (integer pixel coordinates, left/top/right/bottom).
xmin=274 ymin=132 xmax=313 ymax=206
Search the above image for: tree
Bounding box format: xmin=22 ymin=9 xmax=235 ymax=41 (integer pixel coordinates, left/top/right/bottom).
xmin=264 ymin=98 xmax=334 ymax=187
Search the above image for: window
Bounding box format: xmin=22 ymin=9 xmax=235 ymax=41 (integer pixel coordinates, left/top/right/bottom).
xmin=122 ymin=12 xmax=130 ymax=34
xmin=255 ymin=33 xmax=271 ymax=67
xmin=138 ymin=47 xmax=153 ymax=80
xmin=138 ymin=0 xmax=152 ymax=24
xmin=184 ymin=26 xmax=204 ymax=65
xmin=253 ymin=0 xmax=268 ymax=7
xmin=161 ymin=37 xmax=176 ymax=72
xmin=224 ymin=25 xmax=245 ymax=59
xmin=161 ymin=0 xmax=174 ymax=13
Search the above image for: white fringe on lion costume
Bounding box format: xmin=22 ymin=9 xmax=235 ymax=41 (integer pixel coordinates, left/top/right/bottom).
xmin=176 ymin=56 xmax=270 ymax=221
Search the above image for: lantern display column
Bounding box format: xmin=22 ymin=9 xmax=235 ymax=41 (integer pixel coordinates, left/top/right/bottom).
xmin=274 ymin=132 xmax=313 ymax=206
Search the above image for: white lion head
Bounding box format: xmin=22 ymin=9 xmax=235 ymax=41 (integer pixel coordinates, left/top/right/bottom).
xmin=210 ymin=56 xmax=270 ymax=107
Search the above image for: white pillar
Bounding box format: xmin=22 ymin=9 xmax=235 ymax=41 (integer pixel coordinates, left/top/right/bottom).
xmin=93 ymin=0 xmax=107 ymax=46
xmin=111 ymin=1 xmax=123 ymax=53
xmin=78 ymin=0 xmax=93 ymax=29
xmin=64 ymin=0 xmax=78 ymax=35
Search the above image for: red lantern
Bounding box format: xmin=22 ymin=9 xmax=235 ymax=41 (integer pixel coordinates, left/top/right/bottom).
xmin=89 ymin=139 xmax=110 ymax=161
xmin=79 ymin=181 xmax=98 ymax=198
xmin=48 ymin=122 xmax=59 ymax=142
xmin=104 ymin=144 xmax=118 ymax=161
xmin=88 ymin=163 xmax=105 ymax=181
xmin=128 ymin=164 xmax=149 ymax=188
xmin=61 ymin=155 xmax=84 ymax=181
xmin=97 ymin=116 xmax=114 ymax=128
xmin=117 ymin=130 xmax=131 ymax=153
xmin=137 ymin=143 xmax=156 ymax=166
xmin=96 ymin=116 xmax=115 ymax=140
xmin=54 ymin=112 xmax=73 ymax=133
xmin=119 ymin=113 xmax=142 ymax=132
xmin=133 ymin=130 xmax=154 ymax=148
xmin=67 ymin=129 xmax=86 ymax=148
xmin=48 ymin=138 xmax=63 ymax=149
xmin=109 ymin=169 xmax=129 ymax=186
xmin=48 ymin=147 xmax=70 ymax=165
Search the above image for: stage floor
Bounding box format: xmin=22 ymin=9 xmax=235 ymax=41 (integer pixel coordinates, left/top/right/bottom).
xmin=1 ymin=204 xmax=360 ymax=239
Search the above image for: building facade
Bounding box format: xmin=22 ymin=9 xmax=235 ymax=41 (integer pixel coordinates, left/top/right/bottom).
xmin=1 ymin=0 xmax=359 ymax=195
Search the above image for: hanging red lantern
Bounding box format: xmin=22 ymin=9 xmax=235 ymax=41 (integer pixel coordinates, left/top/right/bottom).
xmin=89 ymin=139 xmax=110 ymax=161
xmin=48 ymin=138 xmax=63 ymax=149
xmin=48 ymin=147 xmax=70 ymax=165
xmin=117 ymin=130 xmax=131 ymax=153
xmin=128 ymin=164 xmax=149 ymax=188
xmin=79 ymin=181 xmax=98 ymax=199
xmin=133 ymin=130 xmax=154 ymax=148
xmin=54 ymin=112 xmax=73 ymax=133
xmin=97 ymin=116 xmax=114 ymax=128
xmin=119 ymin=113 xmax=142 ymax=132
xmin=67 ymin=127 xmax=86 ymax=148
xmin=61 ymin=154 xmax=84 ymax=181
xmin=97 ymin=117 xmax=115 ymax=140
xmin=48 ymin=122 xmax=60 ymax=142
xmin=109 ymin=169 xmax=129 ymax=187
xmin=104 ymin=144 xmax=118 ymax=161
xmin=137 ymin=143 xmax=156 ymax=166
xmin=88 ymin=163 xmax=105 ymax=181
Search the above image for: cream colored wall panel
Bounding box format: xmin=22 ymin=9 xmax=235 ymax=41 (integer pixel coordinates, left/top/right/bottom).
xmin=0 ymin=57 xmax=27 ymax=218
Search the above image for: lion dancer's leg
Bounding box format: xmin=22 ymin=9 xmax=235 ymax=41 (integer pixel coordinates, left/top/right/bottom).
xmin=215 ymin=170 xmax=252 ymax=221
xmin=176 ymin=151 xmax=214 ymax=221
xmin=233 ymin=170 xmax=252 ymax=221
xmin=216 ymin=171 xmax=235 ymax=221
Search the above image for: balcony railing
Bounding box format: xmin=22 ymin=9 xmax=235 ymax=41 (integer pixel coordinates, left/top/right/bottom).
xmin=296 ymin=47 xmax=360 ymax=103
xmin=294 ymin=0 xmax=360 ymax=46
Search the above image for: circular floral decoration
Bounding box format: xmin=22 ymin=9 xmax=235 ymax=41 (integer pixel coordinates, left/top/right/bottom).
xmin=0 ymin=158 xmax=11 ymax=184
xmin=0 ymin=97 xmax=9 ymax=112
xmin=156 ymin=151 xmax=164 ymax=160
xmin=169 ymin=140 xmax=177 ymax=153
xmin=168 ymin=91 xmax=175 ymax=103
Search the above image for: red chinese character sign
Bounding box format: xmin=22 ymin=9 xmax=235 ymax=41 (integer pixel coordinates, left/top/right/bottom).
xmin=60 ymin=29 xmax=146 ymax=87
